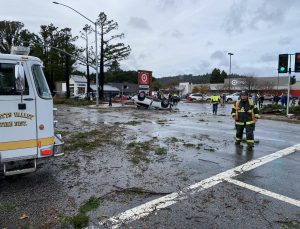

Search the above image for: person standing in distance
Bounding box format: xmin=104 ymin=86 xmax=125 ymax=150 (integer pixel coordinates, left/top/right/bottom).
xmin=211 ymin=93 xmax=221 ymax=115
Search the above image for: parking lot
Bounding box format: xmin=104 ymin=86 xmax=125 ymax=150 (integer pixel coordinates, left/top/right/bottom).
xmin=0 ymin=102 xmax=299 ymax=229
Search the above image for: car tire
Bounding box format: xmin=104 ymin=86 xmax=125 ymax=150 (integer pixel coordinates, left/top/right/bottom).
xmin=161 ymin=99 xmax=170 ymax=108
xmin=227 ymin=98 xmax=232 ymax=102
xmin=206 ymin=98 xmax=211 ymax=102
xmin=138 ymin=91 xmax=146 ymax=101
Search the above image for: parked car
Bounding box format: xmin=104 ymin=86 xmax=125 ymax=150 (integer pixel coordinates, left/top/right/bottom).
xmin=182 ymin=93 xmax=191 ymax=99
xmin=225 ymin=92 xmax=240 ymax=102
xmin=262 ymin=94 xmax=274 ymax=101
xmin=204 ymin=95 xmax=212 ymax=101
xmin=187 ymin=93 xmax=211 ymax=102
xmin=187 ymin=93 xmax=203 ymax=101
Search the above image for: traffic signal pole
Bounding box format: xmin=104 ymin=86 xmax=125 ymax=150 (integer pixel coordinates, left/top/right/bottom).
xmin=278 ymin=53 xmax=296 ymax=116
xmin=287 ymin=55 xmax=291 ymax=116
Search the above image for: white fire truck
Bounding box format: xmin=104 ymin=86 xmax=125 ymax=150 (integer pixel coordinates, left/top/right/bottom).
xmin=0 ymin=47 xmax=64 ymax=176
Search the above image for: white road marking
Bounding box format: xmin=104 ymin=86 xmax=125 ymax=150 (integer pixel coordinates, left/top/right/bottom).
xmin=225 ymin=178 xmax=300 ymax=207
xmin=89 ymin=144 xmax=300 ymax=229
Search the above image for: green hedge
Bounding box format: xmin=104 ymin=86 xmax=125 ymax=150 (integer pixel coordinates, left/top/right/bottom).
xmin=259 ymin=104 xmax=285 ymax=115
xmin=53 ymin=98 xmax=95 ymax=106
xmin=260 ymin=104 xmax=300 ymax=116
xmin=289 ymin=106 xmax=300 ymax=115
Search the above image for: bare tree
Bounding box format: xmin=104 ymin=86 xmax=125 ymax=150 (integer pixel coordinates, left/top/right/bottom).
xmin=96 ymin=12 xmax=131 ymax=99
xmin=243 ymin=76 xmax=258 ymax=92
xmin=222 ymin=81 xmax=231 ymax=92
xmin=199 ymin=85 xmax=210 ymax=94
xmin=257 ymin=80 xmax=275 ymax=92
xmin=214 ymin=84 xmax=225 ymax=92
xmin=192 ymin=85 xmax=210 ymax=94
xmin=192 ymin=86 xmax=200 ymax=93
xmin=0 ymin=21 xmax=25 ymax=53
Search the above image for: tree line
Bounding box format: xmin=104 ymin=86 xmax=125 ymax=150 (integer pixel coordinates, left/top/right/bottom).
xmin=158 ymin=68 xmax=247 ymax=87
xmin=0 ymin=13 xmax=131 ymax=98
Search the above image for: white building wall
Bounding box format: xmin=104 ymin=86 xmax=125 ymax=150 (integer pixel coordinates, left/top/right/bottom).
xmin=179 ymin=82 xmax=192 ymax=94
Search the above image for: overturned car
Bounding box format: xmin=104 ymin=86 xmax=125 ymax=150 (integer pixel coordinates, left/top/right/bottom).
xmin=132 ymin=91 xmax=172 ymax=109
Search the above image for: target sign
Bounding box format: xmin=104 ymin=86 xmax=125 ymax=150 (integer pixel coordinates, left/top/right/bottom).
xmin=138 ymin=70 xmax=152 ymax=85
xmin=231 ymin=80 xmax=238 ymax=86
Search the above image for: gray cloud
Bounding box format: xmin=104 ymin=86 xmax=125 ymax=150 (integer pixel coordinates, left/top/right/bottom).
xmin=171 ymin=30 xmax=183 ymax=38
xmin=278 ymin=36 xmax=292 ymax=45
xmin=249 ymin=0 xmax=290 ymax=29
xmin=3 ymin=0 xmax=299 ymax=77
xmin=199 ymin=60 xmax=210 ymax=69
xmin=157 ymin=0 xmax=178 ymax=10
xmin=223 ymin=1 xmax=248 ymax=33
xmin=138 ymin=54 xmax=147 ymax=60
xmin=128 ymin=17 xmax=152 ymax=31
xmin=210 ymin=51 xmax=229 ymax=68
xmin=224 ymin=0 xmax=297 ymax=33
xmin=206 ymin=41 xmax=213 ymax=47
xmin=211 ymin=51 xmax=226 ymax=60
xmin=260 ymin=53 xmax=277 ymax=62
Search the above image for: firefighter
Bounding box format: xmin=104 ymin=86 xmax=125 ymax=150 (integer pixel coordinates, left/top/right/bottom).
xmin=231 ymin=91 xmax=260 ymax=148
xmin=211 ymin=93 xmax=221 ymax=115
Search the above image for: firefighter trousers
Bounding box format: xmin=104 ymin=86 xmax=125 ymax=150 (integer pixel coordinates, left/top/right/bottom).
xmin=235 ymin=123 xmax=255 ymax=144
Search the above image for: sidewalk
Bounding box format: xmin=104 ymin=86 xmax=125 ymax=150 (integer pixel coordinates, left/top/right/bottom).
xmin=261 ymin=114 xmax=300 ymax=124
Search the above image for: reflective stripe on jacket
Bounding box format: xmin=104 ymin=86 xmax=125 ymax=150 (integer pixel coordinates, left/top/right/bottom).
xmin=231 ymin=99 xmax=259 ymax=124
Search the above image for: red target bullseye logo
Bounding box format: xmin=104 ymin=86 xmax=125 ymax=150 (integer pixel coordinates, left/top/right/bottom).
xmin=141 ymin=74 xmax=148 ymax=83
xmin=138 ymin=71 xmax=151 ymax=85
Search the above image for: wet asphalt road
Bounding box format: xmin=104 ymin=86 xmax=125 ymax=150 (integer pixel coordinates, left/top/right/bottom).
xmin=0 ymin=102 xmax=299 ymax=229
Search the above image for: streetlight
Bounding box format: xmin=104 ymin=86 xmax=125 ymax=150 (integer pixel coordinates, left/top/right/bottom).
xmin=53 ymin=1 xmax=99 ymax=105
xmin=228 ymin=52 xmax=234 ymax=75
xmin=228 ymin=52 xmax=234 ymax=92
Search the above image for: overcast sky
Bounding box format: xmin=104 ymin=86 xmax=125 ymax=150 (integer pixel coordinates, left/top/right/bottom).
xmin=1 ymin=0 xmax=300 ymax=78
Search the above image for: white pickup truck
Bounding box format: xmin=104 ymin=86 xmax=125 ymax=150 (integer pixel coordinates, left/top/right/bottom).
xmin=0 ymin=47 xmax=64 ymax=176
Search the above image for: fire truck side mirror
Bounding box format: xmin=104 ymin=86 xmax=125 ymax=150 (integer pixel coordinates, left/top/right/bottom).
xmin=15 ymin=63 xmax=25 ymax=92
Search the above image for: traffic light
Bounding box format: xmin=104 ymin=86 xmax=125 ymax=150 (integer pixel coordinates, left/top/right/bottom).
xmin=278 ymin=54 xmax=288 ymax=73
xmin=295 ymin=53 xmax=300 ymax=72
xmin=290 ymin=75 xmax=296 ymax=85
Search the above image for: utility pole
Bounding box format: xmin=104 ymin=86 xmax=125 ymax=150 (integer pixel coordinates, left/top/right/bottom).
xmin=277 ymin=72 xmax=279 ymax=91
xmin=83 ymin=25 xmax=91 ymax=99
xmin=99 ymin=25 xmax=104 ymax=99
xmin=53 ymin=1 xmax=100 ymax=105
xmin=287 ymin=54 xmax=292 ymax=116
xmin=65 ymin=36 xmax=70 ymax=98
xmin=228 ymin=52 xmax=234 ymax=93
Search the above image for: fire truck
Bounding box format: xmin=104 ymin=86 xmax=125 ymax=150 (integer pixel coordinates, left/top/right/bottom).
xmin=0 ymin=47 xmax=64 ymax=176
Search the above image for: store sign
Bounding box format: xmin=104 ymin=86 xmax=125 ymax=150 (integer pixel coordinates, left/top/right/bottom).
xmin=138 ymin=70 xmax=152 ymax=85
xmin=139 ymin=85 xmax=150 ymax=89
xmin=231 ymin=80 xmax=238 ymax=86
xmin=231 ymin=79 xmax=247 ymax=86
